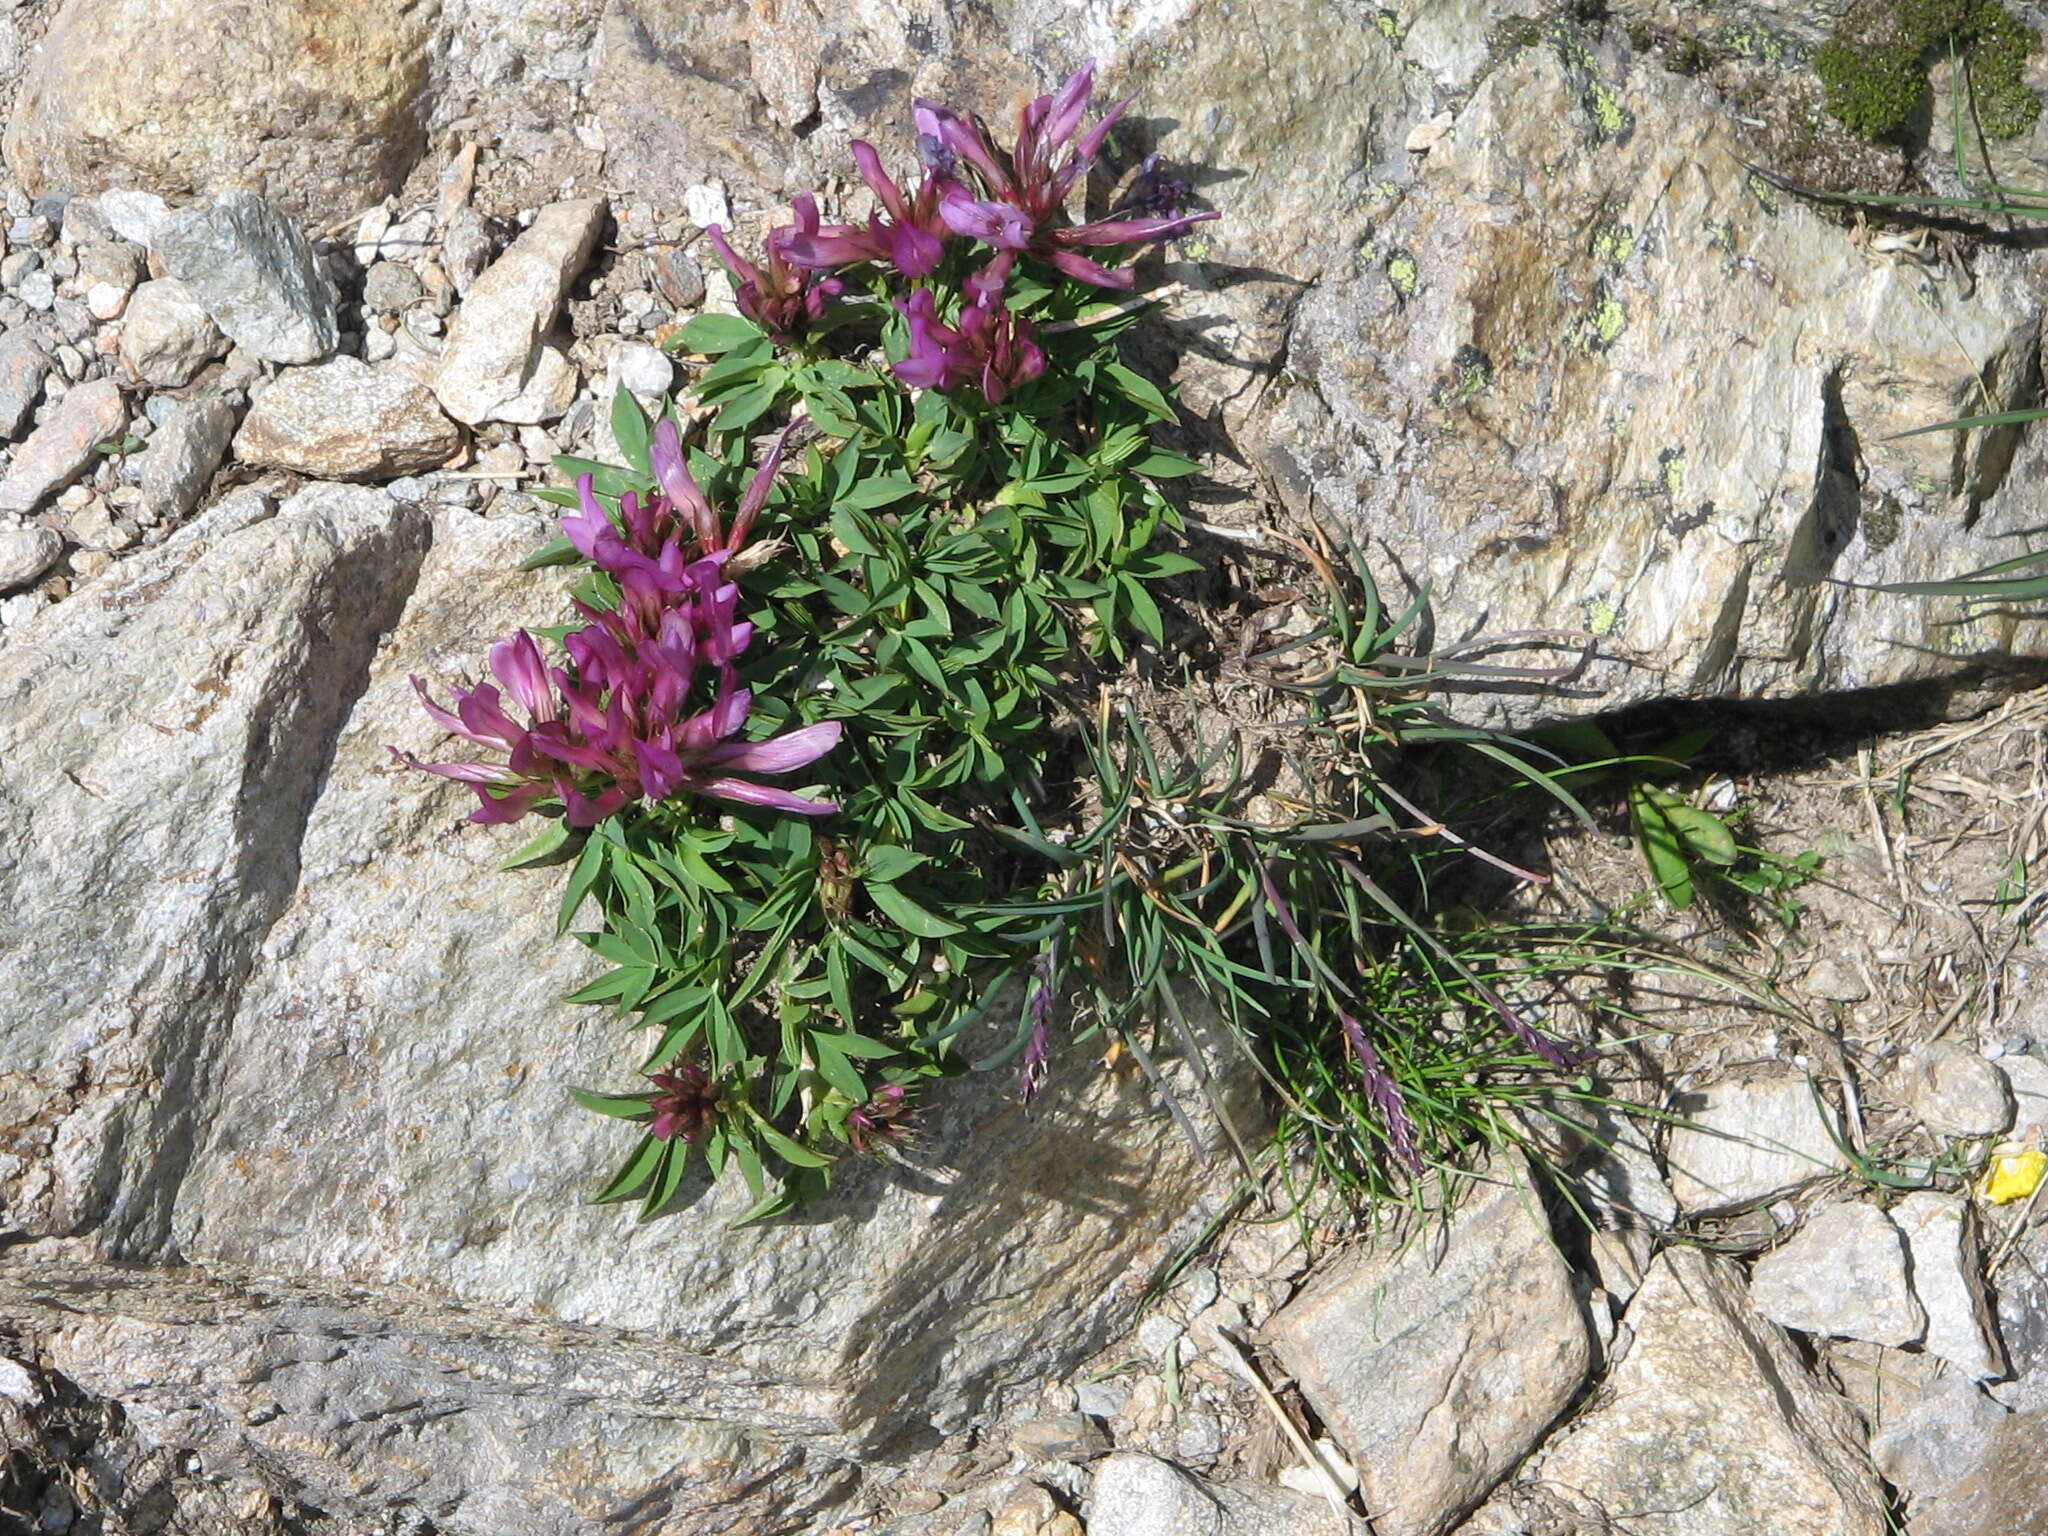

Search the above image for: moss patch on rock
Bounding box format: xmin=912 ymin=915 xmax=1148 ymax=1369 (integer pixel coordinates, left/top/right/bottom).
xmin=1815 ymin=0 xmax=2040 ymax=141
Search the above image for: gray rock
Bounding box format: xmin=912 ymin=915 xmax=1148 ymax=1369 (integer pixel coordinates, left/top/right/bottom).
xmin=1894 ymin=1191 xmax=2007 ymax=1381
xmin=75 ymin=239 xmax=143 ymax=294
xmin=361 ymin=260 xmax=424 ymax=313
xmin=232 ymin=356 xmax=462 ymax=480
xmin=0 ymin=376 xmax=123 ymax=512
xmin=1075 ymin=1381 xmax=1129 ymax=1421
xmin=118 ymin=278 xmax=229 ymax=388
xmin=1870 ymin=1365 xmax=2010 ymax=1506
xmin=59 ymin=195 xmax=113 ymax=247
xmin=1087 ymin=1453 xmax=1348 ymax=1536
xmin=1899 ymin=1043 xmax=2014 ymax=1140
xmin=0 ymin=482 xmax=1251 ymax=1530
xmin=0 ymin=590 xmax=49 ymax=629
xmin=1585 ymin=1227 xmax=1654 ymax=1308
xmin=1538 ymin=1250 xmax=1888 ymax=1536
xmin=1263 ymin=1156 xmax=1589 ymax=1536
xmin=1009 ymin=1412 xmax=1110 ymax=1464
xmin=2 ymin=0 xmax=434 ymax=225
xmin=653 ymin=245 xmax=705 ymax=310
xmin=1749 ymin=1202 xmax=1925 ymax=1347
xmin=0 ymin=523 xmax=59 ymax=592
xmin=135 ymin=393 xmax=236 ymax=524
xmin=17 ymin=267 xmax=53 ymax=312
xmin=440 ymin=204 xmax=496 ymax=294
xmin=432 ymin=197 xmax=603 ymax=425
xmin=98 ymin=188 xmax=169 ymax=249
xmin=156 ymin=192 xmax=338 ymax=365
xmin=66 ymin=496 xmax=132 ymax=552
xmin=1825 ymin=1337 xmax=2048 ymax=1536
xmin=0 ymin=328 xmax=49 ymax=437
xmin=1664 ymin=1074 xmax=1848 ymax=1214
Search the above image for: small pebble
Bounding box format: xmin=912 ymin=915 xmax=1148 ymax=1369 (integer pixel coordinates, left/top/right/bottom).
xmin=1136 ymin=1315 xmax=1182 ymax=1360
xmin=614 ymin=340 xmax=672 ymax=399
xmin=362 ymin=260 xmax=424 ymax=312
xmin=85 ymin=282 xmax=127 ymax=320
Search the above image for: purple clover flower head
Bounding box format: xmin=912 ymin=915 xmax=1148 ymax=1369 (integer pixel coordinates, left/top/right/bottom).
xmin=648 ymin=1061 xmax=718 ymax=1143
xmin=703 ymin=199 xmax=845 ymax=345
xmin=397 ymin=427 xmax=843 ymax=825
xmin=1337 ymin=1012 xmax=1423 ymax=1174
xmin=891 ymin=258 xmax=1046 ymax=405
xmin=918 ymin=62 xmax=1217 ymax=288
xmin=1118 ymin=153 xmax=1194 ymax=223
xmin=776 ymin=141 xmax=952 ymax=280
xmin=846 ymin=1082 xmax=915 ymax=1153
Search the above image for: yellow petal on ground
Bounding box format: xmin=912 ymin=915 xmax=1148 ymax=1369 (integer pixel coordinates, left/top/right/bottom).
xmin=1977 ymin=1147 xmax=2048 ymax=1204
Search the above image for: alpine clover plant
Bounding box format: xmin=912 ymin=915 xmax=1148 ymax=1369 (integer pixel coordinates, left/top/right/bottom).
xmin=405 ymin=63 xmax=1607 ymax=1224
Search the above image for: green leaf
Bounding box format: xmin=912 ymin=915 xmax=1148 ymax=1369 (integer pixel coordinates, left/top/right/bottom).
xmin=809 ymin=1034 xmax=869 ymax=1101
xmin=569 ymin=1087 xmax=656 ymax=1119
xmin=562 ymin=968 xmax=637 ymax=1005
xmin=611 ymin=386 xmax=652 ymax=475
xmin=732 ymin=1130 xmax=767 ymax=1200
xmin=861 ymin=845 xmax=930 ymax=883
xmin=1631 ymin=785 xmax=1694 ymax=909
xmin=1663 ymin=804 xmax=1739 ymax=867
xmin=674 ymin=312 xmax=766 ymax=354
xmin=639 ymin=1137 xmax=693 ymax=1220
xmin=559 ymin=834 xmax=607 ymax=936
xmin=866 ymin=880 xmax=965 ymax=937
xmin=500 ymin=819 xmax=576 ymax=870
xmin=713 ymin=370 xmax=788 ymax=434
xmin=1884 ymin=406 xmax=2048 ymax=442
xmin=839 ymin=475 xmax=920 ymax=510
xmin=1106 ymin=362 xmax=1178 ymax=423
xmin=519 ymin=536 xmax=580 ymax=571
xmin=593 ymin=1134 xmax=664 ymax=1203
xmin=1121 ymin=575 xmax=1165 ymax=644
xmin=751 ymin=1115 xmax=834 ymax=1168
xmin=811 ymin=1029 xmax=898 ymax=1059
xmin=1133 ymin=449 xmax=1201 ymax=478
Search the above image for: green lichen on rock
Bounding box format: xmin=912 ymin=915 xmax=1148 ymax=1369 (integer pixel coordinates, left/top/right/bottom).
xmin=1584 ymin=293 xmax=1627 ymax=352
xmin=1387 ymin=250 xmax=1420 ymax=299
xmin=1814 ymin=0 xmax=2041 ymax=141
xmin=1432 ymin=344 xmax=1493 ymax=408
xmin=1593 ymin=222 xmax=1637 ymax=265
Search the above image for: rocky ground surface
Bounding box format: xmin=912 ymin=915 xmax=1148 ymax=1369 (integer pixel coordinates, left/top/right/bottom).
xmin=6 ymin=0 xmax=2048 ymax=1532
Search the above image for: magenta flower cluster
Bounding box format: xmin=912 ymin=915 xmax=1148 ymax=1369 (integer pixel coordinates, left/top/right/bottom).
xmin=703 ymin=62 xmax=1215 ymax=404
xmin=398 ymin=419 xmax=841 ymax=826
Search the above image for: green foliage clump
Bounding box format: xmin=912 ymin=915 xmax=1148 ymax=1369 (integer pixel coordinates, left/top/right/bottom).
xmin=1815 ymin=0 xmax=2041 ymax=140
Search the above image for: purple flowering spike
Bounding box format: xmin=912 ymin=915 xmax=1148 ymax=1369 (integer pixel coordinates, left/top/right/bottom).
xmin=700 ymin=719 xmax=842 ymax=774
xmin=649 ymin=419 xmax=721 ymax=549
xmin=728 ymin=419 xmax=801 ymax=552
xmin=1020 ymin=953 xmax=1056 ymax=1107
xmin=890 ymin=263 xmax=1044 ymax=405
xmin=846 ymin=1082 xmax=913 ymax=1154
xmin=488 ymin=632 xmax=556 ymax=723
xmin=403 ymin=431 xmax=843 ymax=827
xmin=690 ymin=777 xmax=840 ymax=816
xmin=705 ymin=207 xmax=844 ymax=345
xmin=563 ymin=475 xmax=613 ymax=562
xmin=1337 ymin=1012 xmax=1423 ymax=1174
xmin=919 ymin=65 xmax=1215 ymax=288
xmin=1117 ymin=153 xmax=1193 ymax=219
